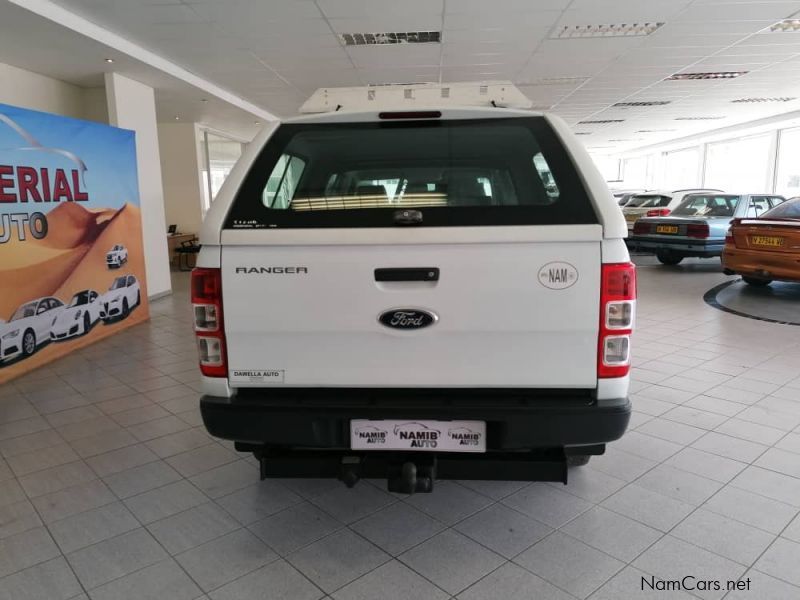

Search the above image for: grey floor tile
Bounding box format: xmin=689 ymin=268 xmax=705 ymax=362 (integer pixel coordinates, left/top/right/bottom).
xmin=455 ymin=480 xmax=530 ymax=500
xmin=309 ymin=483 xmax=396 ymax=525
xmin=0 ymin=526 xmax=61 ymax=579
xmin=0 ymin=416 xmax=50 ymax=442
xmin=189 ymin=460 xmax=260 ymax=500
xmin=45 ymin=406 xmax=103 ymax=429
xmin=663 ymin=447 xmax=746 ymax=484
xmin=589 ymin=565 xmax=696 ymax=600
xmin=0 ymin=429 xmax=66 ymax=459
xmin=754 ymin=448 xmax=800 ymax=479
xmin=0 ymin=557 xmax=82 ymax=600
xmin=727 ymin=569 xmax=800 ymax=600
xmin=288 ymin=529 xmax=389 ymax=594
xmin=562 ymin=506 xmax=662 ymax=563
xmin=692 ymin=432 xmax=768 ymax=463
xmin=147 ymin=502 xmax=240 ymax=555
xmin=635 ymin=464 xmax=722 ymax=506
xmin=103 ymin=460 xmax=182 ymax=499
xmin=600 ymin=483 xmax=694 ymax=532
xmin=32 ymin=479 xmax=117 ymax=523
xmin=755 ymin=537 xmax=800 ymax=587
xmin=613 ymin=431 xmax=683 ymax=462
xmin=702 ymin=486 xmax=798 ymax=535
xmin=587 ymin=447 xmax=658 ymax=483
xmin=405 ymin=481 xmax=494 ymax=525
xmin=209 ymin=559 xmax=322 ymax=600
xmin=502 ymin=483 xmax=593 ymax=528
xmin=145 ymin=428 xmax=210 ymax=457
xmin=334 ymin=559 xmax=447 ymax=600
xmin=88 ymin=558 xmax=202 ymax=600
xmin=7 ymin=443 xmax=80 ymax=477
xmin=85 ymin=443 xmax=159 ymax=478
xmin=350 ymin=502 xmax=445 ymax=556
xmin=398 ymin=530 xmax=504 ymax=596
xmin=165 ymin=443 xmax=238 ymax=478
xmin=633 ymin=536 xmax=746 ymax=600
xmin=458 ymin=562 xmax=574 ymax=600
xmin=0 ymin=479 xmax=26 ymax=509
xmin=248 ymin=502 xmax=343 ymax=556
xmin=96 ymin=393 xmax=153 ymax=416
xmin=636 ymin=418 xmax=706 ymax=445
xmin=49 ymin=501 xmax=140 ymax=554
xmin=715 ymin=419 xmax=786 ymax=446
xmin=18 ymin=460 xmax=97 ymax=498
xmin=216 ymin=481 xmax=302 ymax=525
xmin=672 ymin=508 xmax=775 ymax=566
xmin=124 ymin=479 xmax=208 ymax=524
xmin=56 ymin=416 xmax=120 ymax=443
xmin=0 ymin=500 xmax=42 ymax=540
xmin=514 ymin=531 xmax=623 ymax=599
xmin=277 ymin=479 xmax=342 ymax=500
xmin=556 ymin=467 xmax=627 ymax=504
xmin=66 ymin=528 xmax=167 ymax=590
xmin=730 ymin=466 xmax=800 ymax=507
xmin=454 ymin=503 xmax=552 ymax=559
xmin=177 ymin=529 xmax=278 ymax=592
xmin=111 ymin=404 xmax=170 ymax=428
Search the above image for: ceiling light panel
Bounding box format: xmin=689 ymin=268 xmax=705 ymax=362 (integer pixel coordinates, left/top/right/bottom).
xmin=553 ymin=22 xmax=664 ymax=39
xmin=674 ymin=116 xmax=726 ymax=120
xmin=731 ymin=97 xmax=796 ymax=103
xmin=612 ymin=101 xmax=671 ymax=107
xmin=667 ymin=71 xmax=748 ymax=80
xmin=578 ymin=119 xmax=625 ymax=124
xmin=339 ymin=32 xmax=441 ymax=46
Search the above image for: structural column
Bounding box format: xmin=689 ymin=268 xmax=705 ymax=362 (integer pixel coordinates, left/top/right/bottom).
xmin=105 ymin=72 xmax=172 ymax=298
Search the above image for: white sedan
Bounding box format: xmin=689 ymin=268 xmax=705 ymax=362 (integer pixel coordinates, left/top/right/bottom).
xmin=99 ymin=275 xmax=141 ymax=322
xmin=50 ymin=290 xmax=102 ymax=341
xmin=0 ymin=297 xmax=65 ymax=363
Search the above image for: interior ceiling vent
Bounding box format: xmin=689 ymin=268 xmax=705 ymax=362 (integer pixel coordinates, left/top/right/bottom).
xmin=636 ymin=129 xmax=677 ymax=133
xmin=731 ymin=97 xmax=796 ymax=103
xmin=554 ymin=22 xmax=664 ymax=39
xmin=613 ymin=101 xmax=671 ymax=107
xmin=674 ymin=116 xmax=726 ymax=121
xmin=521 ymin=77 xmax=589 ymax=86
xmin=578 ymin=119 xmax=625 ymax=124
xmin=667 ymin=71 xmax=747 ymax=80
xmin=574 ymin=132 xmax=592 ymax=135
xmin=769 ymin=19 xmax=800 ymax=32
xmin=339 ymin=32 xmax=441 ymax=46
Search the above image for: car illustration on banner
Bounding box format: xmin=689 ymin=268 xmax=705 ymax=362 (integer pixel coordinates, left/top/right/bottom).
xmin=106 ymin=244 xmax=128 ymax=268
xmin=0 ymin=297 xmax=65 ymax=363
xmin=99 ymin=275 xmax=141 ymax=322
xmin=50 ymin=290 xmax=101 ymax=341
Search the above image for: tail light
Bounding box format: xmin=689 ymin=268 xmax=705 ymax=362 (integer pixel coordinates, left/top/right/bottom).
xmin=686 ymin=223 xmax=710 ymax=238
xmin=598 ymin=263 xmax=636 ymax=378
xmin=647 ymin=208 xmax=671 ymax=217
xmin=725 ymin=227 xmax=734 ymax=245
xmin=633 ymin=221 xmax=649 ymax=235
xmin=191 ymin=268 xmax=227 ymax=377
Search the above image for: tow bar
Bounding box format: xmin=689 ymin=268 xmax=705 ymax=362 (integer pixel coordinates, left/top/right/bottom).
xmin=246 ymin=446 xmax=579 ymax=494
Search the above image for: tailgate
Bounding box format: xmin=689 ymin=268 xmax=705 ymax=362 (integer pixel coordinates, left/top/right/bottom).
xmin=221 ymin=229 xmax=601 ymax=388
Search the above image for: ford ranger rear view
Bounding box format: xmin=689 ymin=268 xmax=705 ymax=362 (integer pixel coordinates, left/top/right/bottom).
xmin=193 ymin=83 xmax=635 ymax=494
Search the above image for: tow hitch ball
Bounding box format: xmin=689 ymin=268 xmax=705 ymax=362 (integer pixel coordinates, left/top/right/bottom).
xmin=339 ymin=456 xmax=437 ymax=494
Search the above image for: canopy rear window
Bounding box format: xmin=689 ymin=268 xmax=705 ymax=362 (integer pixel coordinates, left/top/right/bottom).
xmin=224 ymin=117 xmax=598 ymax=228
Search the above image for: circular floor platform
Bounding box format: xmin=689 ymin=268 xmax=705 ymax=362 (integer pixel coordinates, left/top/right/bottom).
xmin=704 ymin=279 xmax=800 ymax=326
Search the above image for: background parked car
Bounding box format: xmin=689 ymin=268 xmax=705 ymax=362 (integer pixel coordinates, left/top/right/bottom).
xmin=722 ymin=197 xmax=800 ymax=286
xmin=622 ymin=188 xmax=723 ymax=233
xmin=50 ymin=290 xmax=102 ymax=340
xmin=610 ymin=188 xmax=647 ymax=206
xmin=106 ymin=244 xmax=128 ymax=268
xmin=631 ymin=194 xmax=784 ymax=265
xmin=0 ymin=297 xmax=65 ymax=363
xmin=99 ymin=275 xmax=141 ymax=322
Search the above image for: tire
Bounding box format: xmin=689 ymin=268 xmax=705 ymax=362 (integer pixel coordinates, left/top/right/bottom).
xmin=21 ymin=330 xmax=36 ymax=357
xmin=83 ymin=313 xmax=91 ymax=334
xmin=567 ymin=455 xmax=591 ymax=467
xmin=656 ymin=250 xmax=683 ymax=265
xmin=122 ymin=298 xmax=129 ymax=319
xmin=135 ymin=291 xmax=141 ymax=307
xmin=743 ymin=276 xmax=772 ymax=287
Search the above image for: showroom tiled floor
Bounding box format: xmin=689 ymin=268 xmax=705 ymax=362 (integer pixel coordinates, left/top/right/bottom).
xmin=1 ymin=259 xmax=800 ymax=600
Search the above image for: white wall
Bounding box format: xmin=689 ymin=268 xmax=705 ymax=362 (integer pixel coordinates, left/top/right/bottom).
xmin=81 ymin=87 xmax=108 ymax=124
xmin=0 ymin=61 xmax=84 ymax=118
xmin=105 ymin=72 xmax=172 ymax=298
xmin=158 ymin=122 xmax=205 ymax=235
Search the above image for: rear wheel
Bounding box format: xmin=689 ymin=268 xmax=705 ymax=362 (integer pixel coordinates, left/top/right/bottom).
xmin=743 ymin=276 xmax=772 ymax=287
xmin=567 ymin=455 xmax=591 ymax=467
xmin=656 ymin=250 xmax=683 ymax=265
xmin=122 ymin=298 xmax=129 ymax=318
xmin=136 ymin=291 xmax=141 ymax=307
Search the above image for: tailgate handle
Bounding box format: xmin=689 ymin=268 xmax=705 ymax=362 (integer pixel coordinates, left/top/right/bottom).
xmin=375 ymin=268 xmax=439 ymax=282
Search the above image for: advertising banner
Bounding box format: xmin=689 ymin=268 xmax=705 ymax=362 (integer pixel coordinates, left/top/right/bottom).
xmin=0 ymin=103 xmax=149 ymax=383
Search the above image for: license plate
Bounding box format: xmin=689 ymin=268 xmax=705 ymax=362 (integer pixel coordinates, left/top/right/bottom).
xmin=656 ymin=225 xmax=679 ymax=234
xmin=350 ymin=419 xmax=486 ymax=453
xmin=751 ymin=235 xmax=784 ymax=248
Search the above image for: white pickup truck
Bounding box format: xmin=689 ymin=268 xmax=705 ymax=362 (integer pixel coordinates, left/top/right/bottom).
xmin=193 ymin=83 xmax=635 ymax=493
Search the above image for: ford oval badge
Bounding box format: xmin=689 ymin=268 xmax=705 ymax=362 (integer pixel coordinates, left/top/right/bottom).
xmin=379 ymin=309 xmax=437 ymax=330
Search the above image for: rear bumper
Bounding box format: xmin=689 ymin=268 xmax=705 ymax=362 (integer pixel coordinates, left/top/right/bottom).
xmin=200 ymin=388 xmax=631 ymax=450
xmin=722 ymin=248 xmax=800 ymax=282
xmin=629 ymin=236 xmax=724 ymax=257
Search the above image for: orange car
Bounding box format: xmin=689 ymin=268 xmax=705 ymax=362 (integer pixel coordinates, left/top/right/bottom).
xmin=722 ymin=197 xmax=800 ymax=286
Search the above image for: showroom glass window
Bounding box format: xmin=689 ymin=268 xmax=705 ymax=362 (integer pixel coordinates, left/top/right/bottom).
xmin=199 ymin=131 xmax=246 ymax=212
xmin=704 ymin=134 xmax=772 ymax=192
xmin=663 ymin=147 xmax=701 ymax=189
xmin=775 ymin=127 xmax=800 ymax=197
